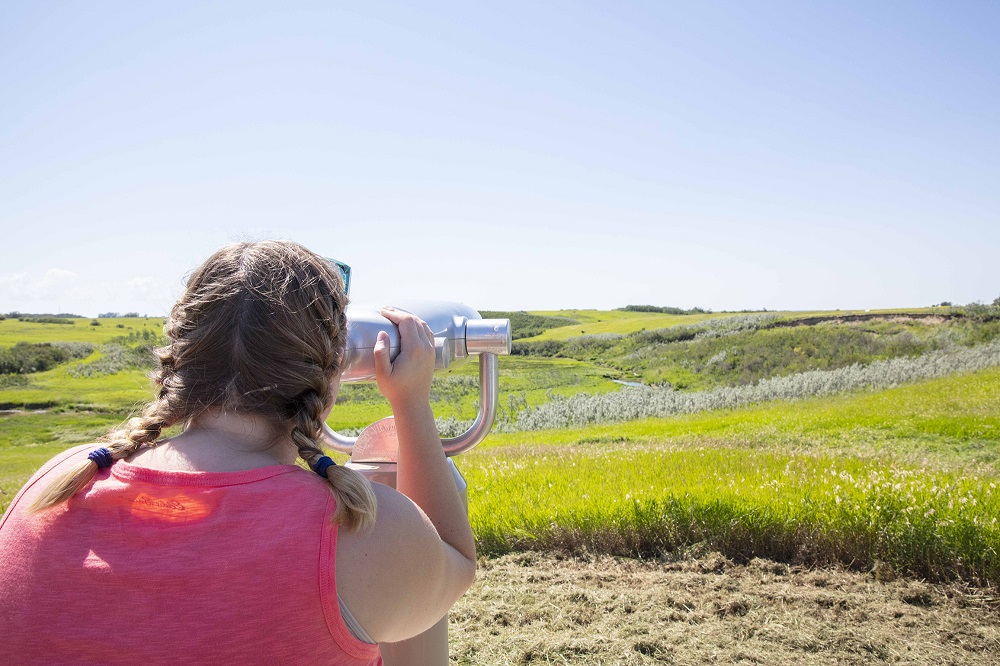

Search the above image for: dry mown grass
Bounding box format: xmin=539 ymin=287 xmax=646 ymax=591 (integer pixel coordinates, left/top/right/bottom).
xmin=450 ymin=552 xmax=1000 ymax=665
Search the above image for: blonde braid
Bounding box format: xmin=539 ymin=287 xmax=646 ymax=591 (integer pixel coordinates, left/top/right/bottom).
xmin=292 ymin=390 xmax=377 ymax=533
xmin=28 ymin=400 xmax=172 ymax=513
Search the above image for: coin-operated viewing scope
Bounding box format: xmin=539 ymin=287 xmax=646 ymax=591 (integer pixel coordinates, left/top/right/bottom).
xmin=319 ymin=300 xmax=511 ymax=666
xmin=320 ymin=300 xmax=512 ymax=461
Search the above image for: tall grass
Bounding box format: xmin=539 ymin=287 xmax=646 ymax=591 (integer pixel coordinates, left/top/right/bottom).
xmin=463 ymin=441 xmax=1000 ymax=583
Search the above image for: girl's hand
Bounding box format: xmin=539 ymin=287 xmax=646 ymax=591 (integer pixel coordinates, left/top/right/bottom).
xmin=373 ymin=307 xmax=436 ymax=407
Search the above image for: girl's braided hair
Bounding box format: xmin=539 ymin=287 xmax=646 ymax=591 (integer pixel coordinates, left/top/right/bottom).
xmin=29 ymin=240 xmax=376 ymax=531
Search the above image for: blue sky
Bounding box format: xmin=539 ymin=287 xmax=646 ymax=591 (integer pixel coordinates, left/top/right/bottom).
xmin=1 ymin=1 xmax=997 ymax=316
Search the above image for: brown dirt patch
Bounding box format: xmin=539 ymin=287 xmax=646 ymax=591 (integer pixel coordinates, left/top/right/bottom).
xmin=450 ymin=552 xmax=999 ymax=665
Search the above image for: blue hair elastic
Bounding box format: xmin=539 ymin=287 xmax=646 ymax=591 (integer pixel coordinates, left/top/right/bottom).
xmin=313 ymin=456 xmax=336 ymax=478
xmin=87 ymin=447 xmax=114 ymax=469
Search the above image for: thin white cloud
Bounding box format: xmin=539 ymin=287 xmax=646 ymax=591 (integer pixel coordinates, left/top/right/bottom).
xmin=0 ymin=273 xmax=29 ymax=294
xmin=0 ymin=269 xmax=81 ymax=302
xmin=41 ymin=268 xmax=78 ymax=284
xmin=0 ymin=269 xmax=176 ymax=316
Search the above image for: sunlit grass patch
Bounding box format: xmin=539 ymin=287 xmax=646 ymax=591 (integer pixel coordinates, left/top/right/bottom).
xmin=0 ymin=317 xmax=164 ymax=346
xmin=522 ymin=307 xmax=943 ymax=342
xmin=0 ymin=366 xmax=156 ymax=410
xmin=524 ymin=309 xmax=724 ymax=341
xmin=463 ymin=441 xmax=1000 ymax=584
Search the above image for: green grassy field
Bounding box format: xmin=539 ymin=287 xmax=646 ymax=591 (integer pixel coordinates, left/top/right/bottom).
xmin=521 ymin=307 xmax=947 ymax=342
xmin=461 ymin=367 xmax=1000 ymax=582
xmin=2 ymin=310 xmax=998 ymax=585
xmin=521 ymin=309 xmax=723 ymax=340
xmin=0 ymin=317 xmax=163 ymax=345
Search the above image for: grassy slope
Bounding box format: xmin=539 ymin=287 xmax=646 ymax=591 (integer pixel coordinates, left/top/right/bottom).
xmin=0 ymin=317 xmax=164 ymax=409
xmin=0 ymin=317 xmax=164 ymax=345
xmin=524 ymin=310 xmax=722 ymax=340
xmin=0 ymin=367 xmax=156 ymax=410
xmin=524 ymin=307 xmax=947 ymax=341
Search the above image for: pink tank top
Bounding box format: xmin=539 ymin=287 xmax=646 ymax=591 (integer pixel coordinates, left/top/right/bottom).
xmin=0 ymin=446 xmax=382 ymax=665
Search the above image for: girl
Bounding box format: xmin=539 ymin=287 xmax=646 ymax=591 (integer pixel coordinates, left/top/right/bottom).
xmin=0 ymin=241 xmax=475 ymax=664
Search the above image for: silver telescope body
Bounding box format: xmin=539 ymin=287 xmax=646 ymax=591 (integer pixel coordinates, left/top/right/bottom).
xmin=319 ymin=301 xmax=511 ymax=459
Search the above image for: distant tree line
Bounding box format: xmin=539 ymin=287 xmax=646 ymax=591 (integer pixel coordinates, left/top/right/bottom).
xmin=0 ymin=311 xmax=148 ymax=322
xmin=617 ymin=305 xmax=712 ymax=315
xmin=1 ymin=312 xmax=82 ymax=322
xmin=7 ymin=316 xmax=76 ymax=325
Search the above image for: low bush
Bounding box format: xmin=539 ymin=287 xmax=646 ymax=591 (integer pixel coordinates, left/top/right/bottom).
xmin=68 ymin=330 xmax=166 ymax=377
xmin=69 ymin=344 xmax=149 ymax=377
xmin=16 ymin=316 xmax=75 ymax=325
xmin=952 ymin=302 xmax=1000 ymax=323
xmin=0 ymin=342 xmax=94 ymax=375
xmin=511 ymin=340 xmax=565 ymax=357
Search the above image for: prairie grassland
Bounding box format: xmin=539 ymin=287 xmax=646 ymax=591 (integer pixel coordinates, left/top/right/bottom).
xmin=521 ymin=309 xmax=723 ymax=341
xmin=522 ymin=307 xmax=944 ymax=342
xmin=0 ymin=317 xmax=163 ymax=346
xmin=3 ymin=311 xmax=999 ymax=587
xmin=460 ymin=367 xmax=1000 ymax=584
xmin=517 ymin=309 xmax=997 ymax=389
xmin=0 ymin=368 xmax=156 ymax=410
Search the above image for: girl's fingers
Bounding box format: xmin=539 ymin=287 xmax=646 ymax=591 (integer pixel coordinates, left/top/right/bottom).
xmin=373 ymin=330 xmax=392 ymax=378
xmin=381 ymin=307 xmax=435 ymax=349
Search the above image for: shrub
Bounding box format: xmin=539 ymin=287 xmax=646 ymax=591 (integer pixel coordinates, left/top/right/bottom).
xmin=16 ymin=316 xmax=75 ymax=325
xmin=68 ymin=331 xmax=166 ymax=377
xmin=511 ymin=340 xmax=565 ymax=357
xmin=68 ymin=344 xmax=147 ymax=377
xmin=561 ymin=333 xmax=622 ymax=359
xmin=0 ymin=342 xmax=94 ymax=374
xmin=954 ymin=302 xmax=1000 ymax=323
